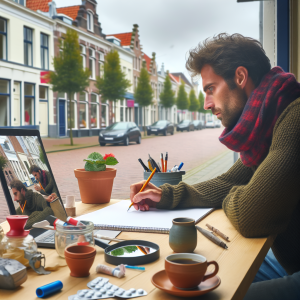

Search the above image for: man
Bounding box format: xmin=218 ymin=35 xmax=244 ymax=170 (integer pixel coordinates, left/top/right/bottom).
xmin=11 ymin=179 xmax=54 ymax=229
xmin=29 ymin=165 xmax=58 ymax=196
xmin=130 ymin=34 xmax=300 ymax=299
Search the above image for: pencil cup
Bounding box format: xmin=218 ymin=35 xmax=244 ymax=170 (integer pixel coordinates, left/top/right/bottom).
xmin=143 ymin=171 xmax=185 ymax=187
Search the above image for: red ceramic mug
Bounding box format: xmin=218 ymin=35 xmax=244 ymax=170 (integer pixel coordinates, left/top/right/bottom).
xmin=165 ymin=253 xmax=219 ymax=289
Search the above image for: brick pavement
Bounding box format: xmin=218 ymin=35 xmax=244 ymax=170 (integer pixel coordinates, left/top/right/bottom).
xmin=0 ymin=129 xmax=234 ymax=223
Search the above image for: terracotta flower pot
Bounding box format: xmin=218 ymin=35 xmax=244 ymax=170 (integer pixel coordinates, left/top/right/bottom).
xmin=74 ymin=168 xmax=117 ymax=204
xmin=65 ymin=245 xmax=96 ymax=277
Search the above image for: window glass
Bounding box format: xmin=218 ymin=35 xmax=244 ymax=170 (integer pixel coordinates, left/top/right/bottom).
xmin=106 ymin=122 xmax=128 ymax=130
xmin=99 ymin=52 xmax=104 ymax=61
xmin=80 ymin=45 xmax=86 ymax=54
xmin=0 ymin=95 xmax=8 ymax=126
xmin=39 ymin=86 xmax=47 ymax=99
xmin=99 ymin=61 xmax=104 ymax=77
xmin=58 ymin=92 xmax=65 ymax=98
xmin=91 ymin=94 xmax=97 ymax=102
xmin=67 ymin=101 xmax=76 ymax=128
xmin=79 ymin=103 xmax=87 ymax=128
xmin=25 ymin=83 xmax=34 ymax=96
xmin=79 ymin=92 xmax=86 ymax=101
xmin=101 ymin=105 xmax=107 ymax=127
xmin=0 ymin=18 xmax=7 ymax=60
xmin=0 ymin=79 xmax=8 ymax=94
xmin=24 ymin=83 xmax=34 ymax=125
xmin=40 ymin=33 xmax=49 ymax=69
xmin=91 ymin=103 xmax=98 ymax=128
xmin=24 ymin=27 xmax=33 ymax=66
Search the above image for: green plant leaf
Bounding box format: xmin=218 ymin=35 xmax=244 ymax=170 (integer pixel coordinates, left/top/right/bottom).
xmin=87 ymin=152 xmax=104 ymax=160
xmin=84 ymin=162 xmax=106 ymax=171
xmin=83 ymin=158 xmax=106 ymax=165
xmin=105 ymin=157 xmax=119 ymax=166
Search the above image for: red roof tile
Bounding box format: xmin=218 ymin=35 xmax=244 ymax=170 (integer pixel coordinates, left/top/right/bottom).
xmin=143 ymin=53 xmax=151 ymax=72
xmin=57 ymin=6 xmax=80 ymax=20
xmin=106 ymin=33 xmax=132 ymax=46
xmin=26 ymin=0 xmax=52 ymax=12
xmin=169 ymin=73 xmax=180 ymax=83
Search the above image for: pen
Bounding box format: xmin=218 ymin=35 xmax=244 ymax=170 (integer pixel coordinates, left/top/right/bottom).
xmin=125 ymin=265 xmax=145 ymax=271
xmin=206 ymin=224 xmax=230 ymax=242
xmin=148 ymin=159 xmax=154 ymax=171
xmin=161 ymin=153 xmax=164 ymax=172
xmin=164 ymin=152 xmax=168 ymax=173
xmin=127 ymin=167 xmax=157 ymax=212
xmin=196 ymin=226 xmax=228 ymax=249
xmin=138 ymin=158 xmax=150 ymax=172
xmin=178 ymin=162 xmax=184 ymax=171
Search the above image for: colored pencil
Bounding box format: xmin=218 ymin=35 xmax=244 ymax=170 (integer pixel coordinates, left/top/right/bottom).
xmin=161 ymin=153 xmax=164 ymax=172
xmin=127 ymin=167 xmax=156 ymax=211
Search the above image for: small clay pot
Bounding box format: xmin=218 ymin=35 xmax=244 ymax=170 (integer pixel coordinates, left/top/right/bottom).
xmin=169 ymin=218 xmax=197 ymax=253
xmin=65 ymin=245 xmax=96 ymax=277
xmin=74 ymin=168 xmax=116 ymax=204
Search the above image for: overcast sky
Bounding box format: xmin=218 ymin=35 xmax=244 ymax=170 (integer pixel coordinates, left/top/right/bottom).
xmin=55 ymin=0 xmax=259 ymax=91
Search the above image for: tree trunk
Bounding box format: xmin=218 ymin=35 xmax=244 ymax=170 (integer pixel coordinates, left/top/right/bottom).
xmin=68 ymin=92 xmax=74 ymax=146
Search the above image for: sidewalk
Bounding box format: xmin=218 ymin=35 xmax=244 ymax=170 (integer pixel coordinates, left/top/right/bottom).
xmin=183 ymin=150 xmax=234 ymax=185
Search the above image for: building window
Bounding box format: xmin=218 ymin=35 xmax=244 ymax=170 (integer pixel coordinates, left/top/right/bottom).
xmin=128 ymin=69 xmax=132 ymax=83
xmin=120 ymin=99 xmax=125 ymax=122
xmin=39 ymin=86 xmax=48 ymax=100
xmin=13 ymin=0 xmax=25 ymax=5
xmin=101 ymin=103 xmax=107 ymax=127
xmin=123 ymin=66 xmax=126 ymax=74
xmin=0 ymin=79 xmax=9 ymax=126
xmin=24 ymin=27 xmax=33 ymax=66
xmin=89 ymin=48 xmax=95 ymax=79
xmin=80 ymin=44 xmax=86 ymax=68
xmin=98 ymin=52 xmax=104 ymax=77
xmin=0 ymin=18 xmax=7 ymax=60
xmin=40 ymin=33 xmax=49 ymax=70
xmin=138 ymin=58 xmax=141 ymax=70
xmin=136 ymin=41 xmax=138 ymax=48
xmin=87 ymin=11 xmax=94 ymax=32
xmin=57 ymin=92 xmax=65 ymax=99
xmin=24 ymin=83 xmax=35 ymax=125
xmin=79 ymin=102 xmax=87 ymax=128
xmin=91 ymin=94 xmax=98 ymax=128
xmin=67 ymin=94 xmax=76 ymax=129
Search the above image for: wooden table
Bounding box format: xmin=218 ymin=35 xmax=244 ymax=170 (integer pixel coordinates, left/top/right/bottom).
xmin=0 ymin=200 xmax=274 ymax=300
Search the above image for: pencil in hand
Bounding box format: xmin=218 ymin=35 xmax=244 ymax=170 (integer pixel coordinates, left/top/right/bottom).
xmin=128 ymin=167 xmax=157 ymax=212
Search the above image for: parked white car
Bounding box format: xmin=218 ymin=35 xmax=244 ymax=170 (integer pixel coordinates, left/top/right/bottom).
xmin=206 ymin=121 xmax=215 ymax=128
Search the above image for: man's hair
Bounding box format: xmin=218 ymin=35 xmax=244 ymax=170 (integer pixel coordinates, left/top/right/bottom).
xmin=186 ymin=33 xmax=271 ymax=89
xmin=29 ymin=165 xmax=42 ymax=174
xmin=10 ymin=179 xmax=27 ymax=192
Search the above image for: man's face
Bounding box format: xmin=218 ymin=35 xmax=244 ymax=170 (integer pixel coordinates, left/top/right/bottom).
xmin=201 ymin=64 xmax=248 ymax=129
xmin=32 ymin=171 xmax=40 ymax=181
xmin=12 ymin=187 xmax=26 ymax=204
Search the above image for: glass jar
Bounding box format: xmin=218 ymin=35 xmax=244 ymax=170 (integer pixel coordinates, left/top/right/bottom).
xmin=55 ymin=221 xmax=95 ymax=258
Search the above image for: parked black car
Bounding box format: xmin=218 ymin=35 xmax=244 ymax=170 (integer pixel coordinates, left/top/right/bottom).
xmin=176 ymin=120 xmax=194 ymax=132
xmin=99 ymin=122 xmax=141 ymax=146
xmin=147 ymin=120 xmax=174 ymax=136
xmin=192 ymin=120 xmax=204 ymax=130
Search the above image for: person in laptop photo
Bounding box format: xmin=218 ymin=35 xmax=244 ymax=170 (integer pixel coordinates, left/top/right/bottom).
xmin=29 ymin=165 xmax=58 ymax=196
xmin=10 ymin=179 xmax=54 ymax=229
xmin=130 ymin=33 xmax=300 ymax=299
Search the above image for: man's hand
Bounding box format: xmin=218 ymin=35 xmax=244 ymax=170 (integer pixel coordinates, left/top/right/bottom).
xmin=130 ymin=181 xmax=162 ymax=211
xmin=34 ymin=184 xmax=41 ymax=191
xmin=45 ymin=193 xmax=57 ymax=203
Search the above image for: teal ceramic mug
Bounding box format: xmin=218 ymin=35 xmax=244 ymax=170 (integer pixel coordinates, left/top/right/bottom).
xmin=169 ymin=218 xmax=197 ymax=253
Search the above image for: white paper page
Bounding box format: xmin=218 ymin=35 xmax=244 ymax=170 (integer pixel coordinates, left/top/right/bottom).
xmin=77 ymin=200 xmax=213 ymax=230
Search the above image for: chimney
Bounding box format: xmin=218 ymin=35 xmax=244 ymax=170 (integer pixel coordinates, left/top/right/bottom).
xmin=48 ymin=1 xmax=57 ymax=18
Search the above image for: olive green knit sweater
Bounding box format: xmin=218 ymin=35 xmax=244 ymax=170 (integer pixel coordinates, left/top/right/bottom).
xmin=157 ymin=98 xmax=300 ymax=275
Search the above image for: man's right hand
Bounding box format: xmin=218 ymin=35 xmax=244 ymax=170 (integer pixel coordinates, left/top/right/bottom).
xmin=130 ymin=181 xmax=162 ymax=211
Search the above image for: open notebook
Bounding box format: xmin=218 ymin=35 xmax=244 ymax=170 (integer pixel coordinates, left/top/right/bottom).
xmin=76 ymin=200 xmax=213 ymax=234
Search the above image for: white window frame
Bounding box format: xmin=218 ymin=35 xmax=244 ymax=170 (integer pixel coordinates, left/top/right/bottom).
xmin=67 ymin=93 xmax=77 ymax=130
xmin=98 ymin=51 xmax=104 ymax=77
xmin=80 ymin=44 xmax=86 ymax=68
xmin=119 ymin=99 xmax=126 ymax=122
xmin=89 ymin=48 xmax=95 ymax=79
xmin=128 ymin=69 xmax=132 ymax=83
xmin=87 ymin=10 xmax=94 ymax=32
xmin=79 ymin=100 xmax=88 ymax=129
xmin=91 ymin=93 xmax=99 ymax=129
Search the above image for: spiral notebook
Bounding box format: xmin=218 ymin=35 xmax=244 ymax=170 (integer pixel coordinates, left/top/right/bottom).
xmin=76 ymin=200 xmax=213 ymax=234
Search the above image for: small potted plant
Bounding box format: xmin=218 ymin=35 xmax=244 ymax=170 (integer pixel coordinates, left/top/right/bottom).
xmin=74 ymin=152 xmax=118 ymax=204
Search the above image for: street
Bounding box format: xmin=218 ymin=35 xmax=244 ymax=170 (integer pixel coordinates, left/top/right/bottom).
xmin=0 ymin=128 xmax=228 ymax=223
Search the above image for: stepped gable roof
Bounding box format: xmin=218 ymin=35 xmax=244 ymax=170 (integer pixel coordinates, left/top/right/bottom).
xmin=169 ymin=73 xmax=180 ymax=83
xmin=106 ymin=33 xmax=132 ymax=46
xmin=26 ymin=0 xmax=52 ymax=12
xmin=57 ymin=5 xmax=80 ymax=20
xmin=143 ymin=53 xmax=151 ymax=72
xmin=170 ymin=72 xmax=192 ymax=87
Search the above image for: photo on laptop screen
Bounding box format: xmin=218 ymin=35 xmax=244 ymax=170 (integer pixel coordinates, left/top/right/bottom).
xmin=0 ymin=133 xmax=66 ymax=229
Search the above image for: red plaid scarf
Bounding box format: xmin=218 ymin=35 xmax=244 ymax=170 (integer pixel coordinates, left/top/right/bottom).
xmin=219 ymin=67 xmax=300 ymax=167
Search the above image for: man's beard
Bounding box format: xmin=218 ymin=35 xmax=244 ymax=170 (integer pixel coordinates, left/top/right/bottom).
xmin=216 ymin=88 xmax=248 ymax=129
xmin=17 ymin=193 xmax=26 ymax=206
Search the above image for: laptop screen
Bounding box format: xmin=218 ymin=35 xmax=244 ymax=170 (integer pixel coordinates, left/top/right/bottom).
xmin=0 ymin=131 xmax=66 ymax=229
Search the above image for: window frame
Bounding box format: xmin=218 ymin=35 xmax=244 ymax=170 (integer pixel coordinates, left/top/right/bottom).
xmin=89 ymin=48 xmax=96 ymax=79
xmin=67 ymin=94 xmax=77 ymax=130
xmin=0 ymin=17 xmax=7 ymax=61
xmin=80 ymin=44 xmax=86 ymax=68
xmin=91 ymin=93 xmax=99 ymax=129
xmin=24 ymin=26 xmax=33 ymax=66
xmin=98 ymin=51 xmax=104 ymax=78
xmin=0 ymin=78 xmax=10 ymax=126
xmin=24 ymin=82 xmax=35 ymax=126
xmin=40 ymin=33 xmax=49 ymax=70
xmin=79 ymin=101 xmax=88 ymax=129
xmin=87 ymin=10 xmax=94 ymax=32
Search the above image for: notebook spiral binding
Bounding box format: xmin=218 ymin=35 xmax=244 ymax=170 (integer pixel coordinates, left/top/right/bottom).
xmin=93 ymin=224 xmax=170 ymax=234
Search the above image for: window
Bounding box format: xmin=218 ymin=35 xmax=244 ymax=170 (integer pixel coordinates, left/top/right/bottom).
xmin=123 ymin=66 xmax=126 ymax=74
xmin=24 ymin=83 xmax=35 ymax=125
xmin=13 ymin=0 xmax=25 ymax=5
xmin=39 ymin=86 xmax=47 ymax=100
xmin=136 ymin=41 xmax=138 ymax=48
xmin=138 ymin=58 xmax=141 ymax=70
xmin=57 ymin=92 xmax=65 ymax=99
xmin=24 ymin=27 xmax=33 ymax=66
xmin=40 ymin=33 xmax=49 ymax=69
xmin=0 ymin=18 xmax=7 ymax=60
xmin=87 ymin=11 xmax=94 ymax=32
xmin=0 ymin=79 xmax=9 ymax=126
xmin=120 ymin=99 xmax=125 ymax=122
xmin=101 ymin=103 xmax=107 ymax=127
xmin=98 ymin=52 xmax=104 ymax=78
xmin=67 ymin=94 xmax=76 ymax=129
xmin=128 ymin=69 xmax=132 ymax=83
xmin=91 ymin=94 xmax=98 ymax=128
xmin=80 ymin=44 xmax=86 ymax=68
xmin=79 ymin=103 xmax=87 ymax=128
xmin=89 ymin=48 xmax=95 ymax=79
